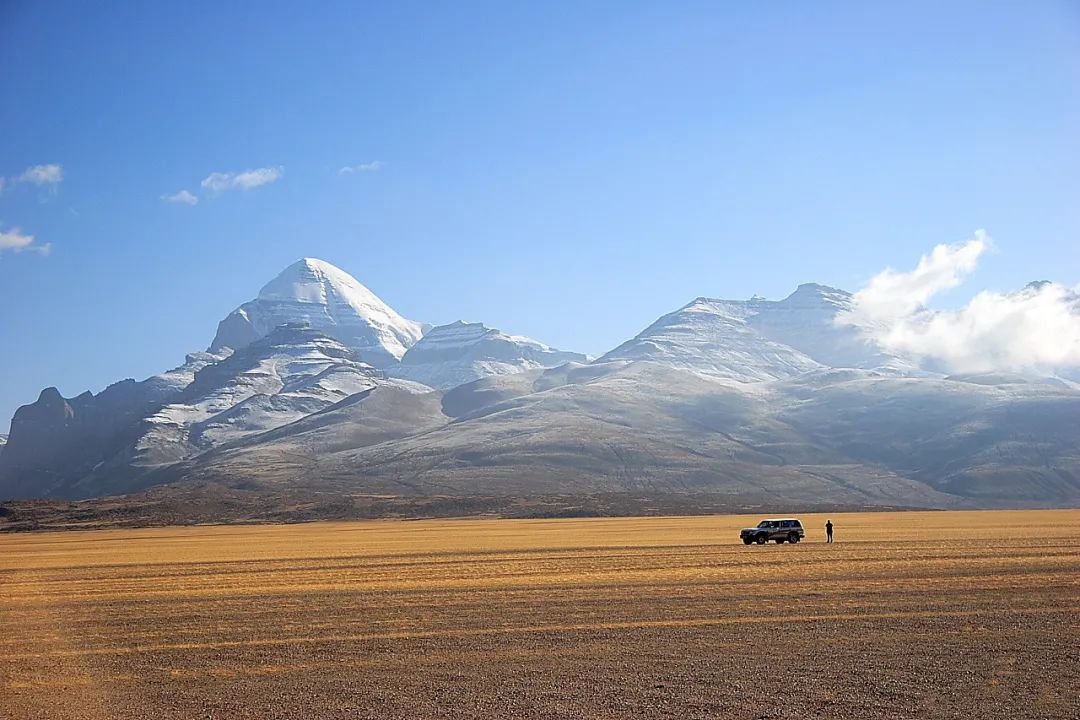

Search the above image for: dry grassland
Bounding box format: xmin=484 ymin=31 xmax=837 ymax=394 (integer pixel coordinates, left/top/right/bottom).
xmin=1 ymin=510 xmax=1077 ymax=719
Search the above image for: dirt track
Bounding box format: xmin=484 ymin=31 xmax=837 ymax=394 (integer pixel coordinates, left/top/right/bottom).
xmin=1 ymin=510 xmax=1077 ymax=719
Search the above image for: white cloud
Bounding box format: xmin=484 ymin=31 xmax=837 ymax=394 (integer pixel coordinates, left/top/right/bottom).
xmin=161 ymin=189 xmax=199 ymax=206
xmin=201 ymin=166 xmax=283 ymax=193
xmin=200 ymin=173 xmax=231 ymax=192
xmin=233 ymin=167 xmax=284 ymax=189
xmin=837 ymin=231 xmax=1080 ymax=374
xmin=18 ymin=164 xmax=64 ymax=187
xmin=1 ymin=164 xmax=64 ymax=195
xmin=0 ymin=227 xmax=50 ymax=255
xmin=0 ymin=228 xmax=34 ymax=251
xmin=843 ymin=231 xmax=990 ymax=326
xmin=339 ymin=161 xmax=385 ymax=174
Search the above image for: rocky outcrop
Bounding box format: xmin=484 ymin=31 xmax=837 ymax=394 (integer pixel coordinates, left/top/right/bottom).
xmin=0 ymin=382 xmax=166 ymax=499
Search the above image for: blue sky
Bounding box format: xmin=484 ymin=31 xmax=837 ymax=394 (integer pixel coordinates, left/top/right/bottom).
xmin=1 ymin=1 xmax=1078 ymax=429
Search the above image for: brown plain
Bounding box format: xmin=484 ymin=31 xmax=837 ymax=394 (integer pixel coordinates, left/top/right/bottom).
xmin=1 ymin=510 xmax=1077 ymax=719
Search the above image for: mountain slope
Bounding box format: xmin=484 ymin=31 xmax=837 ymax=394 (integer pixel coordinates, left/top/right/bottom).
xmin=161 ymin=360 xmax=1080 ymax=509
xmin=775 ymin=371 xmax=1080 ymax=504
xmin=157 ymin=385 xmax=451 ymax=490
xmin=211 ymin=258 xmax=425 ymax=367
xmin=169 ymin=362 xmax=968 ymax=506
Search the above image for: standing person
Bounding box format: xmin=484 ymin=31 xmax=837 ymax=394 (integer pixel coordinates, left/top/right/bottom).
xmin=825 ymin=519 xmax=834 ymax=543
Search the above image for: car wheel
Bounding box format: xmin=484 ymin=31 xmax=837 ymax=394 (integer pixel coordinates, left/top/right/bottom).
xmin=755 ymin=534 xmax=767 ymax=545
xmin=789 ymin=532 xmax=799 ymax=544
xmin=742 ymin=538 xmax=752 ymax=545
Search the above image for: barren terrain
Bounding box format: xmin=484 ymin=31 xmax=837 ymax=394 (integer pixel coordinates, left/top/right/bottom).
xmin=1 ymin=510 xmax=1077 ymax=719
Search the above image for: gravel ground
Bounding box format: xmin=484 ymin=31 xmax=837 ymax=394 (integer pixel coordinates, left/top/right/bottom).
xmin=0 ymin=510 xmax=1077 ymax=719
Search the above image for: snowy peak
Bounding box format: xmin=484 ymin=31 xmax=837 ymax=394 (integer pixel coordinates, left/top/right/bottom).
xmin=259 ymin=258 xmax=387 ymax=310
xmin=745 ymin=283 xmax=901 ymax=370
xmin=390 ymin=321 xmax=587 ymax=390
xmin=602 ymin=283 xmax=909 ymax=382
xmin=600 ymin=297 xmax=822 ymax=382
xmin=210 ymin=258 xmax=425 ymax=367
xmin=776 ymin=283 xmax=852 ymax=308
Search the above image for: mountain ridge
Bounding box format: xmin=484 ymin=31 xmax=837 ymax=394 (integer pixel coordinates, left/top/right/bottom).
xmin=390 ymin=320 xmax=588 ymax=390
xmin=2 ymin=257 xmax=1077 ymax=515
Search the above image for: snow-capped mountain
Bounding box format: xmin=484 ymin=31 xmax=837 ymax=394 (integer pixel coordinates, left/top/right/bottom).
xmin=0 ymin=259 xmax=582 ymax=499
xmin=211 ymin=258 xmax=425 ymax=367
xmin=0 ymin=325 xmax=430 ymax=499
xmin=746 ymin=283 xmax=908 ymax=370
xmin=2 ymin=260 xmax=1076 ymax=514
xmin=600 ymin=284 xmax=911 ymax=382
xmin=139 ymin=325 xmax=426 ymax=463
xmin=389 ymin=321 xmax=588 ymax=390
xmin=600 ymin=297 xmax=824 ymax=382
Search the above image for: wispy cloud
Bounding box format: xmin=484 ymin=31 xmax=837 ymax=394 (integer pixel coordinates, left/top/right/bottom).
xmin=836 ymin=230 xmax=1080 ymax=374
xmin=0 ymin=227 xmax=51 ymax=256
xmin=338 ymin=161 xmax=385 ymax=175
xmin=18 ymin=164 xmax=64 ymax=187
xmin=161 ymin=189 xmax=199 ymax=206
xmin=201 ymin=166 xmax=283 ymax=193
xmin=1 ymin=164 xmax=64 ymax=196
